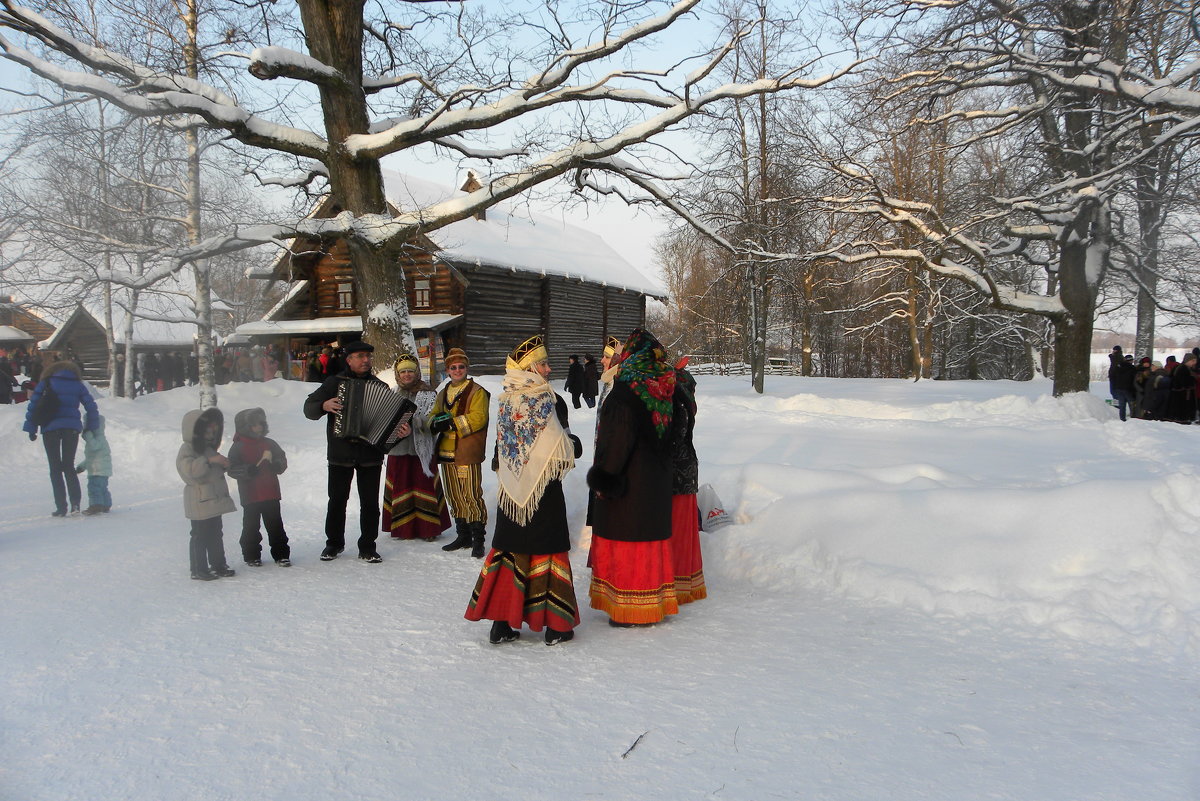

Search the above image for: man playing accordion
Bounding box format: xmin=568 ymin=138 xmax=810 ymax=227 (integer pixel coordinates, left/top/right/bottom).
xmin=303 ymin=340 xmax=389 ymax=564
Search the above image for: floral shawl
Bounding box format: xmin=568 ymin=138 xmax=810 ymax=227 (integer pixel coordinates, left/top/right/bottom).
xmin=616 ymin=328 xmax=676 ymax=439
xmin=398 ymin=380 xmax=437 ymax=478
xmin=495 ymin=367 xmax=575 ymax=526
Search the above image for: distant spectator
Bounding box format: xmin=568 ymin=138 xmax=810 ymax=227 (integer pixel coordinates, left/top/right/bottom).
xmin=23 ymin=359 xmax=99 ymax=516
xmin=76 ymin=414 xmax=113 ymax=515
xmin=1111 ymin=355 xmax=1136 ymax=422
xmin=581 ymin=353 xmax=600 ymax=408
xmin=0 ymin=353 xmax=17 ymax=404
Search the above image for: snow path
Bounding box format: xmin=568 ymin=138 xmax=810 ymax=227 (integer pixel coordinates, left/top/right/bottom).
xmin=1 ymin=377 xmax=1198 ymax=800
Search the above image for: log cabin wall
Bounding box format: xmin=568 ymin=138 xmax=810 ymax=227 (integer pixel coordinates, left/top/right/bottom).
xmin=545 ymin=276 xmax=605 ymax=371
xmin=0 ymin=304 xmax=56 ymax=342
xmin=603 ymin=288 xmax=648 ymax=348
xmin=459 ymin=264 xmax=545 ymax=374
xmin=311 ymin=240 xmax=357 ymax=318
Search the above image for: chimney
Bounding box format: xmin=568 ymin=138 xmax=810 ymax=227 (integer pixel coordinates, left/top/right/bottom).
xmin=460 ymin=171 xmax=486 ymax=221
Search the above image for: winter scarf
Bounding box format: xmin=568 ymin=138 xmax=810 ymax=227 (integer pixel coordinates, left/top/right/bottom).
xmin=616 ymin=328 xmax=676 ymax=439
xmin=495 ymin=367 xmax=575 ymax=526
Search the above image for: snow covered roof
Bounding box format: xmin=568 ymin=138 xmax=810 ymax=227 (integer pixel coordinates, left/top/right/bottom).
xmin=250 ymin=172 xmax=665 ymax=298
xmin=43 ymin=277 xmax=209 ymax=349
xmin=236 ymin=313 xmax=462 ymax=337
xmin=383 ymin=172 xmax=664 ymax=297
xmin=0 ymin=325 xmax=35 ymax=342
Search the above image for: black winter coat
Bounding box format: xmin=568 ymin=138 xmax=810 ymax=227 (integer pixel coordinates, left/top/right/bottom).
xmin=303 ymin=369 xmax=389 ymax=466
xmin=490 ymin=394 xmax=581 ymax=555
xmin=670 ymin=386 xmax=698 ymax=495
xmin=586 ymin=381 xmax=672 ymax=542
xmin=582 ymin=360 xmax=600 ymax=399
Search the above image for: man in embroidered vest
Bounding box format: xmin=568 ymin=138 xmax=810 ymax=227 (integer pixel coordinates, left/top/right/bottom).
xmin=430 ymin=348 xmax=491 ymax=556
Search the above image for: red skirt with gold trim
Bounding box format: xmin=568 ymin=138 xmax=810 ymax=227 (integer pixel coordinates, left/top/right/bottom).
xmin=670 ymin=494 xmax=707 ymax=604
xmin=465 ymin=550 xmax=579 ymax=632
xmin=588 ymin=536 xmax=679 ymax=624
xmin=382 ymin=454 xmax=450 ymax=540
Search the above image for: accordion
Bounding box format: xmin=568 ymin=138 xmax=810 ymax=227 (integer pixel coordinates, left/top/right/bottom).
xmin=332 ymin=379 xmax=416 ymax=451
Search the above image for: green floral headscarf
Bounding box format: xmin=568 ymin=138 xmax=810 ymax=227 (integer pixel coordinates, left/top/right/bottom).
xmin=616 ymin=328 xmax=676 ymax=439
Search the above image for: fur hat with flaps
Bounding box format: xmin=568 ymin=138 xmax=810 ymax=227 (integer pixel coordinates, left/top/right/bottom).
xmin=505 ymin=334 xmax=549 ymax=372
xmin=234 ymin=407 xmax=269 ymax=437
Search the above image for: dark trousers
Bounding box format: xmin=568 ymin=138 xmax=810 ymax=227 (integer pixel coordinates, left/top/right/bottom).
xmin=189 ymin=517 xmax=229 ymax=576
xmin=42 ymin=429 xmax=81 ymax=512
xmin=570 ymin=391 xmax=582 ymax=409
xmin=325 ymin=463 xmax=382 ymax=555
xmin=1112 ymin=388 xmax=1132 ymax=421
xmin=240 ymin=499 xmax=290 ymax=562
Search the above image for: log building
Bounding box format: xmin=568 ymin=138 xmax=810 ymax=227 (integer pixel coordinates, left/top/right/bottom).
xmin=237 ymin=171 xmax=664 ymax=380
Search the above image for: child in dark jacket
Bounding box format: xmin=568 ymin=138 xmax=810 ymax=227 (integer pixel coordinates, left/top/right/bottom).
xmin=227 ymin=408 xmax=291 ymax=567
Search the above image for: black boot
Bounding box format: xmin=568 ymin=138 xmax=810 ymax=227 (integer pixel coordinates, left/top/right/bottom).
xmin=489 ymin=620 xmax=520 ymax=644
xmin=470 ymin=522 xmax=486 ymax=558
xmin=441 ymin=518 xmax=471 ymax=552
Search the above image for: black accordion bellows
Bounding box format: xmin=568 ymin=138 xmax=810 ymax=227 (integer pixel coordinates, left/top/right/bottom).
xmin=333 ymin=379 xmax=416 ymax=451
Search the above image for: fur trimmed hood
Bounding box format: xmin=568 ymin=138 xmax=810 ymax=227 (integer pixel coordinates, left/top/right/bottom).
xmin=181 ymin=407 xmax=224 ymax=453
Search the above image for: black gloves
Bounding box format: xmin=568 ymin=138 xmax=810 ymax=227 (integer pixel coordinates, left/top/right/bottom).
xmin=28 ymin=432 xmax=37 ymax=442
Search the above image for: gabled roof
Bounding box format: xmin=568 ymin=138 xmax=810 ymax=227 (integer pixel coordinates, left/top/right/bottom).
xmin=250 ymin=171 xmax=665 ymax=298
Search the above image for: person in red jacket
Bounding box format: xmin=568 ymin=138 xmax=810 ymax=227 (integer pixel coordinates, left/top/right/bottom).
xmin=227 ymin=407 xmax=291 ymax=567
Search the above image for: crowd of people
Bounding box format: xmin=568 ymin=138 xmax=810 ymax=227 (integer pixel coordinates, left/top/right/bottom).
xmin=1107 ymin=345 xmax=1200 ymax=423
xmin=20 ymin=329 xmax=711 ymax=645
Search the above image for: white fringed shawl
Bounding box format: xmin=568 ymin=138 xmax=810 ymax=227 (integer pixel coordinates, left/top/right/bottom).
xmin=495 ymin=368 xmax=575 ymax=526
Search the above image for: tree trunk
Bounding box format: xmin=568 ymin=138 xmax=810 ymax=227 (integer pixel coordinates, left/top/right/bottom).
xmin=296 ymin=0 xmax=415 ymax=370
xmin=1051 ymin=225 xmax=1102 ymax=395
xmin=906 ymin=262 xmax=922 ymax=380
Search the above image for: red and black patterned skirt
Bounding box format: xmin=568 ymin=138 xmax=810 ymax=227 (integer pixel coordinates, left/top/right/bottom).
xmin=465 ymin=550 xmax=579 ymax=632
xmin=382 ymin=454 xmax=450 ymax=540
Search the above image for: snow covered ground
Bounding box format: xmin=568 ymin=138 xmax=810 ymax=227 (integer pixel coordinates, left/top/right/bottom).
xmin=2 ymin=375 xmax=1198 ymax=800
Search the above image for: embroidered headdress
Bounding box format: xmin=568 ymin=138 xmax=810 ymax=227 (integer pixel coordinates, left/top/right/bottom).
xmin=603 ymin=335 xmax=622 ymax=358
xmin=505 ymin=334 xmax=549 ymax=372
xmin=394 ymin=352 xmax=419 ymax=375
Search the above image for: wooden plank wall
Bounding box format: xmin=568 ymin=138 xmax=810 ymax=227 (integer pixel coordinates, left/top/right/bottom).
xmin=603 ymin=288 xmax=647 ymax=349
xmin=546 ymin=276 xmax=605 ymax=371
xmin=461 ymin=265 xmax=545 ymax=374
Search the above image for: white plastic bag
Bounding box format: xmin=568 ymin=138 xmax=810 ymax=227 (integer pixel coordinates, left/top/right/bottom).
xmin=697 ymin=483 xmax=732 ymax=531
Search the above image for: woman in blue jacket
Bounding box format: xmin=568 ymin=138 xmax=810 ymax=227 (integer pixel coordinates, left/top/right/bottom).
xmin=23 ymin=360 xmax=99 ymax=516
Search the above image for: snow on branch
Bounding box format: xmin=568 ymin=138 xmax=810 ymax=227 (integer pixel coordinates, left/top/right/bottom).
xmin=248 ymin=46 xmax=346 ymax=87
xmin=0 ymin=4 xmax=327 ymax=159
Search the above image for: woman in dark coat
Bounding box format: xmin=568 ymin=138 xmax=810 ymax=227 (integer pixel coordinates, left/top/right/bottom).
xmin=466 ymin=335 xmax=582 ymax=645
xmin=668 ymin=360 xmax=706 ymax=604
xmin=586 ymin=329 xmax=679 ymax=626
xmin=1167 ymin=354 xmax=1196 ymax=423
xmin=23 ymin=360 xmax=99 ymax=516
xmin=565 ymin=354 xmax=584 ymax=409
xmin=581 ymin=353 xmax=600 ymax=408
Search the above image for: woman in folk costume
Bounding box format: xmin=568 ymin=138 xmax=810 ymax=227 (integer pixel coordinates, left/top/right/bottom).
xmin=668 ymin=358 xmax=706 ymax=604
xmin=581 ymin=334 xmax=625 ymax=564
xmin=382 ymin=352 xmax=451 ymax=541
xmin=430 ymin=348 xmax=491 ymax=556
xmin=587 ymin=329 xmax=680 ymax=626
xmin=465 ymin=335 xmax=583 ymax=645
xmin=597 ymin=335 xmax=622 ymax=408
